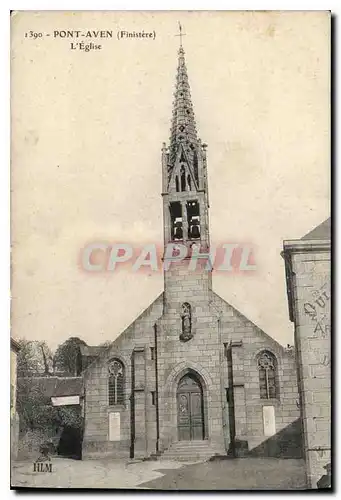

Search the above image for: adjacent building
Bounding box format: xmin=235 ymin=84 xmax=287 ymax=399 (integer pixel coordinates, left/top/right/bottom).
xmin=16 ymin=375 xmax=84 ymax=459
xmin=10 ymin=338 xmax=21 ymax=459
xmin=283 ymin=218 xmax=331 ymax=488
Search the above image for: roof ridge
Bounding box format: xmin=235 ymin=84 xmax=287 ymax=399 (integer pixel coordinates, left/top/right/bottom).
xmin=301 ymin=217 xmax=331 ymax=240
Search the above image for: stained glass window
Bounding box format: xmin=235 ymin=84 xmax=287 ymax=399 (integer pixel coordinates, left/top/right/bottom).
xmin=258 ymin=351 xmax=278 ymax=399
xmin=108 ymin=359 xmax=124 ymax=405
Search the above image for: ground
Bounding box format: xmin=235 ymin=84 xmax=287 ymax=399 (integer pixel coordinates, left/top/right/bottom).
xmin=11 ymin=457 xmax=307 ymax=490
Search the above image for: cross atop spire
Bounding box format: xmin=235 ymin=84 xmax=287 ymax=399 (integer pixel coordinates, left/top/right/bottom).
xmin=175 ymin=22 xmax=186 ymax=48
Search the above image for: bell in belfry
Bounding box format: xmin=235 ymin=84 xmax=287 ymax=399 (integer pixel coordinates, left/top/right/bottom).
xmin=174 ymin=221 xmax=183 ymax=240
xmin=190 ymin=219 xmax=200 ymax=239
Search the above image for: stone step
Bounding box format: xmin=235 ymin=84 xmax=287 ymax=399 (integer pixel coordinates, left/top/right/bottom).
xmin=168 ymin=441 xmax=214 ymax=448
xmin=162 ymin=454 xmax=216 ymax=460
xmin=164 ymin=448 xmax=216 ymax=455
xmin=163 ymin=449 xmax=213 ymax=455
xmin=160 ymin=456 xmax=212 ymax=462
xmin=171 ymin=439 xmax=210 ymax=446
xmin=169 ymin=444 xmax=212 ymax=450
xmin=161 ymin=440 xmax=226 ymax=462
xmin=162 ymin=453 xmax=220 ymax=458
xmin=167 ymin=443 xmax=225 ymax=452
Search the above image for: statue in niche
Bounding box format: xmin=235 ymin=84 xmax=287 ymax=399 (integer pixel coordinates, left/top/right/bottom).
xmin=180 ymin=302 xmax=193 ymax=342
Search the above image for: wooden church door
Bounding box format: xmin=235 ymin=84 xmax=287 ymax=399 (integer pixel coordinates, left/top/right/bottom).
xmin=177 ymin=374 xmax=204 ymax=441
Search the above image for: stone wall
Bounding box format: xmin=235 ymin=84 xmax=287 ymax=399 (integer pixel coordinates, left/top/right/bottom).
xmin=212 ymin=292 xmax=301 ymax=456
xmin=157 ymin=260 xmax=224 ymax=452
xmin=287 ymin=247 xmax=331 ymax=488
xmin=82 ymin=294 xmax=163 ymax=458
xmin=11 ymin=413 xmax=20 ymax=460
xmin=83 ymin=271 xmax=301 ymax=460
xmin=11 ymin=347 xmax=19 ymax=460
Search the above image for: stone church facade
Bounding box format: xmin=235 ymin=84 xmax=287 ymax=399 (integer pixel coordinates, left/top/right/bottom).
xmin=82 ymin=43 xmax=301 ymax=460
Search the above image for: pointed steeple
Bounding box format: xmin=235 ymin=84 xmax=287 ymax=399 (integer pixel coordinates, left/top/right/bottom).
xmin=169 ymin=41 xmax=199 ymax=179
xmin=162 ymin=29 xmax=210 ymax=253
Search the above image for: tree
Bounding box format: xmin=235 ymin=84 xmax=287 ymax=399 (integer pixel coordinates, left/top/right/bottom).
xmin=54 ymin=337 xmax=87 ymax=376
xmin=17 ymin=339 xmax=54 ymax=377
xmin=99 ymin=340 xmax=112 ymax=348
xmin=57 ymin=406 xmax=83 ymax=428
xmin=16 ymin=377 xmax=56 ymax=432
xmin=17 ymin=379 xmax=82 ymax=436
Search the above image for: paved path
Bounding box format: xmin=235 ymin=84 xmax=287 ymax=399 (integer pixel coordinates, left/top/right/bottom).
xmin=11 ymin=457 xmax=306 ymax=490
xmin=140 ymin=458 xmax=307 ymax=490
xmin=11 ymin=457 xmax=190 ymax=489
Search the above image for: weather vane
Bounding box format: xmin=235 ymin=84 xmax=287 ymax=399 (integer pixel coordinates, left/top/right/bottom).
xmin=175 ymin=22 xmax=186 ymax=47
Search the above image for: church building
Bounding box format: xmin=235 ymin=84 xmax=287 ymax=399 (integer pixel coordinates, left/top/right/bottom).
xmin=82 ymin=41 xmax=301 ymax=461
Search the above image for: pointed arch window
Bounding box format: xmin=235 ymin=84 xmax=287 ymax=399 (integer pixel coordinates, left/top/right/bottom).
xmin=258 ymin=351 xmax=278 ymax=399
xmin=180 ymin=165 xmax=186 ymax=191
xmin=108 ymin=359 xmax=125 ymax=405
xmin=193 ymin=151 xmax=199 ymax=182
xmin=170 ymin=201 xmax=183 ymax=241
xmin=187 ymin=200 xmax=200 ymax=240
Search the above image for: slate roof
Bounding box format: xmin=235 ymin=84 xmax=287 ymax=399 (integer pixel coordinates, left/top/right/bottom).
xmin=53 ymin=377 xmax=83 ymax=397
xmin=79 ymin=345 xmax=106 ymax=357
xmin=11 ymin=338 xmax=20 ymax=352
xmin=301 ymin=217 xmax=331 ymax=241
xmin=18 ymin=376 xmax=83 ymax=401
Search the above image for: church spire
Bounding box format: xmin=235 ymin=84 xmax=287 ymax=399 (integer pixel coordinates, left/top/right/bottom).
xmin=169 ymin=31 xmax=199 ymax=172
xmin=162 ymin=31 xmax=210 ymax=251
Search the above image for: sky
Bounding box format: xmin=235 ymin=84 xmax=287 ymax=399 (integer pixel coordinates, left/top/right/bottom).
xmin=11 ymin=11 xmax=330 ymax=349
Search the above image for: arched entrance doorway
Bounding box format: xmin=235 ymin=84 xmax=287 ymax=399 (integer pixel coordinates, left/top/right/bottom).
xmin=177 ymin=373 xmax=205 ymax=441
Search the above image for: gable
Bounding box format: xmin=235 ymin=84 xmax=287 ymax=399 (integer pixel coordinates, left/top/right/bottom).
xmin=168 ymin=143 xmax=199 ymax=192
xmin=302 ymin=217 xmax=331 ymax=241
xmin=83 ymin=293 xmax=164 ymax=377
xmin=210 ymin=291 xmax=287 ymax=354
